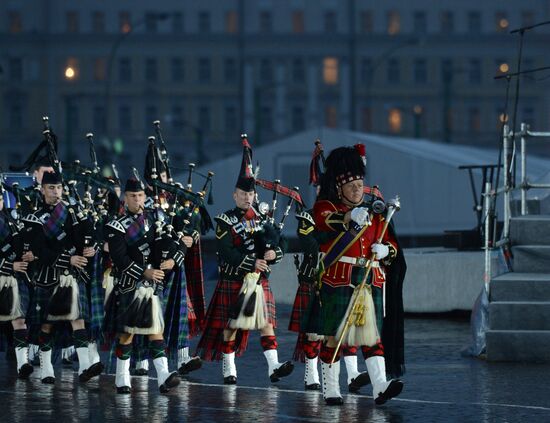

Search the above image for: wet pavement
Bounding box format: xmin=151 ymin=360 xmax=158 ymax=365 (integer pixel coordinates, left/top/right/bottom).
xmin=1 ymin=307 xmax=550 ymax=422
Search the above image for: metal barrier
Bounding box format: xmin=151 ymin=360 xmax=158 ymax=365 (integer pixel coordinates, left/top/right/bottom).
xmin=500 ymin=122 xmax=550 ymax=242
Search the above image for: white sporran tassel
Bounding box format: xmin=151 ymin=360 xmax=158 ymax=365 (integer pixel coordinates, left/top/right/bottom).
xmin=335 ymin=285 xmax=378 ymax=347
xmin=0 ymin=276 xmax=22 ymax=321
xmin=47 ymin=274 xmax=80 ymax=321
xmin=229 ymin=272 xmax=260 ymax=330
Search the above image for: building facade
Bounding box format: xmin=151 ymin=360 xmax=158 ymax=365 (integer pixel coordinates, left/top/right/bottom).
xmin=1 ymin=0 xmax=549 ymax=172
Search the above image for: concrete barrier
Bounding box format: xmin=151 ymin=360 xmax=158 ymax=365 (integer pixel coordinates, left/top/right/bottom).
xmin=268 ymin=248 xmax=503 ymax=313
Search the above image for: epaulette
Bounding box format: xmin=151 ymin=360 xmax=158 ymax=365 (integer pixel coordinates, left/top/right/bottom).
xmin=105 ymin=219 xmax=125 ymax=234
xmin=22 ymin=213 xmax=41 ymax=225
xmin=215 ymin=212 xmax=237 ymax=227
xmin=295 ymin=210 xmax=314 ymax=226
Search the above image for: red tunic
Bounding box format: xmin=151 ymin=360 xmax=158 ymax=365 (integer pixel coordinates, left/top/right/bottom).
xmin=313 ymin=199 xmax=397 ymax=288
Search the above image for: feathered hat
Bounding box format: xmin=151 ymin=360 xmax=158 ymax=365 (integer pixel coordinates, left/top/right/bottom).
xmin=235 ymin=134 xmax=256 ymax=192
xmin=318 ymin=144 xmax=366 ymax=202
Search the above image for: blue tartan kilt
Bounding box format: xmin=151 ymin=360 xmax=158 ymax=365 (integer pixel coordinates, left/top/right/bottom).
xmin=86 ymin=256 xmax=105 ymax=340
xmin=17 ymin=278 xmax=31 ymax=319
xmin=27 ymin=280 xmax=89 ymax=326
xmin=162 ymin=270 xmax=189 ymax=355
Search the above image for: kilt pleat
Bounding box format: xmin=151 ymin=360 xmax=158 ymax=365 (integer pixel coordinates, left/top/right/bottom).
xmin=87 ymin=255 xmax=104 ymax=341
xmin=195 ymin=276 xmax=276 ymax=362
xmin=288 ymin=282 xmax=315 ymax=333
xmin=163 ymin=268 xmax=189 ymax=359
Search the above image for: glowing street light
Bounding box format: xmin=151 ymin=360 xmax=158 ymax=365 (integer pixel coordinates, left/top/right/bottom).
xmin=65 ymin=66 xmax=76 ymax=80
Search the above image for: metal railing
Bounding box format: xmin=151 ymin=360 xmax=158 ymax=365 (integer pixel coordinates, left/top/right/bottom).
xmin=501 ymin=122 xmax=550 ymax=241
xmin=483 ymin=122 xmax=550 ymax=293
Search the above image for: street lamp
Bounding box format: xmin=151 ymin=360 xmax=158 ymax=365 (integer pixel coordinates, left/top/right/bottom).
xmin=63 ymin=64 xmax=80 ymax=161
xmin=64 ymin=66 xmax=76 ymax=80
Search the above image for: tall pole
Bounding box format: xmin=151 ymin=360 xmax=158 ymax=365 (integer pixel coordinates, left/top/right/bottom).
xmin=65 ymin=95 xmax=73 ymax=161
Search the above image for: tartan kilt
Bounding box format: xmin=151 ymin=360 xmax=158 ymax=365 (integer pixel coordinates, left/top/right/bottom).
xmin=318 ymin=280 xmax=384 ymax=338
xmin=162 ymin=269 xmax=189 ymax=358
xmin=102 ymin=282 xmax=166 ymax=338
xmin=288 ymin=281 xmax=315 ymax=333
xmin=185 ymin=240 xmax=206 ymax=334
xmin=27 ymin=280 xmax=89 ymax=326
xmin=196 ymin=276 xmax=276 ymax=362
xmin=86 ymin=255 xmax=105 ymax=341
xmin=18 ymin=278 xmax=31 ymax=319
xmin=187 ymin=294 xmax=199 ymax=338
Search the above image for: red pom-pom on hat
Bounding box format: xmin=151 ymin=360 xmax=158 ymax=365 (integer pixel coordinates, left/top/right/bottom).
xmin=354 ymin=143 xmax=366 ymax=157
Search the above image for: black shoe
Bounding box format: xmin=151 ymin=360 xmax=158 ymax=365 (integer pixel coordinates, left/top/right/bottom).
xmin=41 ymin=376 xmax=55 ymax=384
xmin=223 ymin=375 xmax=237 ymax=385
xmin=79 ymin=362 xmax=104 ymax=382
xmin=133 ymin=368 xmax=148 ymax=376
xmin=178 ymin=357 xmax=202 ymax=376
xmin=348 ymin=371 xmax=371 ymax=393
xmin=304 ymin=382 xmax=320 ymax=391
xmin=18 ymin=363 xmax=34 ymax=379
xmin=325 ymin=396 xmax=344 ymax=406
xmin=159 ymin=372 xmax=180 ymax=393
xmin=270 ymin=361 xmax=294 ymax=383
xmin=374 ymin=380 xmax=404 ymax=405
xmin=117 ymin=386 xmax=131 ymax=394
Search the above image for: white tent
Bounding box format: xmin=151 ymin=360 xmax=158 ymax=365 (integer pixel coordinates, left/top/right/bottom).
xmin=179 ymin=128 xmax=550 ymax=237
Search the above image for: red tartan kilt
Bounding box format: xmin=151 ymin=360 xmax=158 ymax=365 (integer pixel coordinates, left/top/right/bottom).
xmin=207 ymin=276 xmax=277 ymax=329
xmin=188 ymin=295 xmax=197 ymax=321
xmin=288 ymin=282 xmax=314 ymax=333
xmin=187 ymin=295 xmax=199 ymax=337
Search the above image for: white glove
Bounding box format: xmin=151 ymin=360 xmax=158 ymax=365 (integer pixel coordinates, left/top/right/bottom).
xmin=371 ymin=243 xmax=389 ymax=260
xmin=350 ymin=207 xmax=369 ymax=226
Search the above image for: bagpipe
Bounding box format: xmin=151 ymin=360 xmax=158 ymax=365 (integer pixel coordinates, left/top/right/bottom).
xmin=124 ymin=121 xmax=214 ymax=335
xmin=229 ymin=135 xmax=304 ymax=330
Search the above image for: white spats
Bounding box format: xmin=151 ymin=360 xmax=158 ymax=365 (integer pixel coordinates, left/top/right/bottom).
xmin=222 ymin=352 xmax=237 ymax=378
xmin=366 ymin=356 xmax=390 ymax=397
xmin=321 ymin=361 xmax=342 ymax=401
xmin=40 ymin=349 xmax=55 ymax=382
xmin=153 ymin=356 xmax=180 ymax=393
xmin=28 ymin=344 xmax=39 ymax=363
xmin=153 ymin=357 xmax=171 ymax=387
xmin=304 ymin=357 xmax=320 ymax=386
xmin=76 ymin=347 xmax=91 ymax=376
xmin=88 ymin=342 xmax=101 ymax=365
xmin=178 ymin=347 xmax=191 ymax=367
xmin=343 ymin=355 xmax=360 ymax=385
xmin=365 ymin=356 xmax=403 ymax=404
xmin=15 ymin=347 xmax=29 ymax=371
xmin=115 ymin=358 xmax=131 ymax=389
xmin=136 ymin=359 xmax=149 ymax=372
xmin=263 ymin=349 xmax=281 ymax=377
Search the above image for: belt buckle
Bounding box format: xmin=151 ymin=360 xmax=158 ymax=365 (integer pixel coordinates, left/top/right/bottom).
xmin=356 ymin=257 xmax=368 ymax=267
